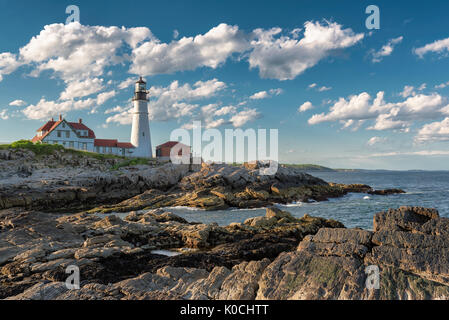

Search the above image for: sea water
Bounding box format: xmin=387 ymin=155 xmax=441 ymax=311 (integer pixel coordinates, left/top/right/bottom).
xmin=166 ymin=171 xmax=449 ymax=230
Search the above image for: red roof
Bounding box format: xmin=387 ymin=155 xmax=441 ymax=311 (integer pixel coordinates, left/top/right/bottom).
xmin=37 ymin=120 xmax=57 ymax=132
xmin=32 ymin=119 xmax=96 ymax=142
xmin=32 ymin=120 xmax=63 ymax=143
xmin=117 ymin=142 xmax=135 ymax=148
xmin=32 ymin=118 xmax=133 ymax=149
xmin=94 ymin=139 xmax=134 ymax=149
xmin=67 ymin=122 xmax=96 ymax=139
xmin=156 ymin=141 xmax=190 ymax=149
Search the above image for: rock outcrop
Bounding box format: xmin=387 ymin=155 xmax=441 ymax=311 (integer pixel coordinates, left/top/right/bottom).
xmin=2 ymin=206 xmax=448 ymax=300
xmin=0 ymin=148 xmax=192 ymax=211
xmin=0 ymin=206 xmax=340 ymax=300
xmin=257 ymin=206 xmax=449 ymax=300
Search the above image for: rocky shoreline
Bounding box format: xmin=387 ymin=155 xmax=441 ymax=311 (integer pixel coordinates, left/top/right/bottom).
xmin=0 ymin=148 xmax=404 ymax=213
xmin=1 ymin=206 xmax=448 ymax=300
xmin=3 ymin=147 xmax=445 ymax=300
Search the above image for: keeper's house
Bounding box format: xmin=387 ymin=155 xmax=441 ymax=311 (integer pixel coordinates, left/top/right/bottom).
xmin=31 ymin=115 xmax=135 ymax=156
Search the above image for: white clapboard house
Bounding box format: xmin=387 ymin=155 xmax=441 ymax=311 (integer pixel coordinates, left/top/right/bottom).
xmin=31 ymin=115 xmax=135 ymax=156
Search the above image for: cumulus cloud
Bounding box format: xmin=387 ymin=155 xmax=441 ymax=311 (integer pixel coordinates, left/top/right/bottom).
xmin=106 ymin=78 xmax=228 ymax=125
xmin=60 ymin=78 xmax=105 ymax=100
xmin=230 ymin=108 xmax=261 ymax=127
xmin=104 ymin=105 xmax=126 ymax=114
xmin=370 ymin=36 xmax=403 ymax=63
xmin=435 ymin=81 xmax=449 ymax=89
xmin=414 ymin=37 xmax=449 ymax=57
xmin=129 ymin=23 xmax=249 ymax=76
xmin=308 ymin=83 xmax=331 ymax=92
xmin=1 ymin=20 xmax=363 ymax=86
xmin=248 ymin=21 xmax=364 ymax=80
xmin=308 ymin=90 xmax=449 ymax=132
xmin=23 ymin=98 xmax=96 ymax=120
xmin=19 ymin=22 xmax=152 ymax=81
xmin=249 ymin=88 xmax=283 ymax=100
xmin=298 ymin=101 xmax=314 ymax=112
xmin=400 ymin=85 xmax=415 ymax=98
xmin=415 ymin=117 xmax=449 ymax=142
xmin=9 ymin=100 xmax=27 ymax=107
xmin=118 ymin=77 xmax=136 ymax=90
xmin=0 ymin=53 xmax=22 ymax=82
xmin=96 ymin=90 xmax=116 ymax=105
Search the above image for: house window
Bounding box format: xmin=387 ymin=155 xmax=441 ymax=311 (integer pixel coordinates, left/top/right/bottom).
xmin=69 ymin=142 xmax=74 ymax=148
xmin=66 ymin=131 xmax=70 ymax=138
xmin=57 ymin=131 xmax=61 ymax=138
xmin=142 ymin=132 xmax=145 ymax=137
xmin=82 ymin=143 xmax=87 ymax=150
xmin=96 ymin=147 xmax=100 ymax=153
xmin=62 ymin=123 xmax=66 ymax=128
xmin=108 ymin=147 xmax=112 ymax=153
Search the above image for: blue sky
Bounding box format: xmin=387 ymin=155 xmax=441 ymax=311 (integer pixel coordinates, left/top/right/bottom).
xmin=1 ymin=0 xmax=449 ymax=170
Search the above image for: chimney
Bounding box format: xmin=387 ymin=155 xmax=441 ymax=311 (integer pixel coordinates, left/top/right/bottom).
xmin=59 ymin=114 xmax=62 ymax=121
xmin=79 ymin=118 xmax=82 ymax=124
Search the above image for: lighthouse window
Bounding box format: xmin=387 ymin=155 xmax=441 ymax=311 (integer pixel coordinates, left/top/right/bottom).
xmin=143 ymin=132 xmax=145 ymax=137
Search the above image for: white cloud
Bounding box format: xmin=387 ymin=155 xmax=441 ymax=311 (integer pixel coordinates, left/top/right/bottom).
xmin=250 ymin=91 xmax=269 ymax=100
xmin=298 ymin=101 xmax=314 ymax=112
xmin=214 ymin=105 xmax=237 ymax=116
xmin=249 ymin=88 xmax=283 ymax=100
xmin=415 ymin=117 xmax=449 ymax=142
xmin=118 ymin=77 xmax=136 ymax=90
xmin=370 ymin=36 xmax=403 ymax=63
xmin=230 ymin=108 xmax=261 ymax=127
xmin=318 ymin=86 xmax=332 ymax=92
xmin=60 ymin=78 xmax=105 ymax=100
xmin=400 ymin=85 xmax=415 ymax=98
xmin=308 ymin=83 xmax=317 ymax=89
xmin=366 ymin=150 xmax=449 ymax=157
xmin=0 ymin=52 xmax=22 ymax=82
xmin=104 ymin=105 xmax=125 ymax=114
xmin=308 ymin=90 xmax=448 ymax=131
xmin=248 ymin=21 xmax=364 ymax=80
xmin=0 ymin=109 xmax=9 ymax=120
xmin=173 ymin=29 xmax=179 ymax=39
xmin=106 ymin=79 xmax=228 ymax=126
xmin=129 ymin=23 xmax=249 ymax=76
xmin=367 ymin=136 xmax=386 ymax=146
xmin=23 ymin=97 xmax=96 ymax=120
xmin=19 ymin=22 xmax=152 ymax=81
xmin=414 ymin=37 xmax=449 ymax=57
xmin=96 ymin=90 xmax=116 ymax=105
xmin=435 ymin=81 xmax=449 ymax=89
xmin=9 ymin=100 xmax=27 ymax=107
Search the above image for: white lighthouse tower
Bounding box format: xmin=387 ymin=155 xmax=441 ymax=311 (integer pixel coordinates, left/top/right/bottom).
xmin=130 ymin=77 xmax=153 ymax=158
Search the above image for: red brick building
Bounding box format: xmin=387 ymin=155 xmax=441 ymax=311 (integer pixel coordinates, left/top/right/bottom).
xmin=156 ymin=141 xmax=191 ymax=161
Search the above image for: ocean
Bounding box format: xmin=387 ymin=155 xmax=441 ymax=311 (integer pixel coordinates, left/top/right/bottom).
xmin=166 ymin=171 xmax=449 ymax=230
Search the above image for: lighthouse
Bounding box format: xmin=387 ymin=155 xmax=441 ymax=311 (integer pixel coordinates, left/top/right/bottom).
xmin=130 ymin=77 xmax=153 ymax=158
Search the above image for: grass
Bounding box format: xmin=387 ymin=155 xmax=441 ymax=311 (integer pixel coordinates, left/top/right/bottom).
xmin=1 ymin=140 xmax=127 ymax=160
xmin=1 ymin=140 xmax=160 ymax=170
xmin=110 ymin=158 xmax=154 ymax=170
